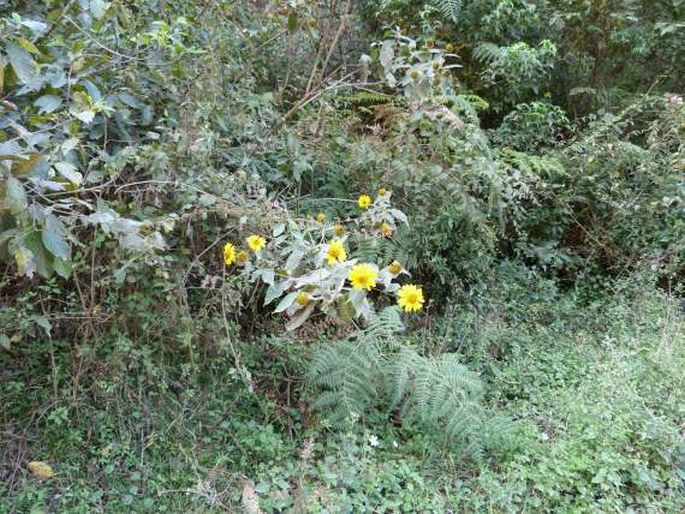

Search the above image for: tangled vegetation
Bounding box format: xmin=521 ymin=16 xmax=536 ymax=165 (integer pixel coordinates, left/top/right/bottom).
xmin=1 ymin=0 xmax=683 ymax=512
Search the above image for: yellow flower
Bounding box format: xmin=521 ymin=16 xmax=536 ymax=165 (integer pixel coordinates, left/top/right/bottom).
xmin=379 ymin=222 xmax=393 ymax=237
xmin=397 ymin=284 xmax=425 ymax=312
xmin=236 ymin=250 xmax=249 ymax=264
xmin=223 ymin=242 xmax=236 ymax=265
xmin=296 ymin=292 xmax=310 ymax=306
xmin=247 ymin=235 xmax=266 ymax=252
xmin=378 ymin=187 xmax=388 ymax=196
xmin=357 ymin=194 xmax=372 ymax=209
xmin=316 ymin=212 xmax=327 ymax=223
xmin=326 ymin=239 xmax=347 ymax=265
xmin=388 ymin=260 xmax=402 ymax=275
xmin=28 ymin=461 xmax=54 ymax=479
xmin=333 ymin=224 xmax=345 ymax=237
xmin=348 ymin=264 xmax=378 ymax=291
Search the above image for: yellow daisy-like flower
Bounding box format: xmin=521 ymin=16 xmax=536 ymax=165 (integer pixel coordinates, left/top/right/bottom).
xmin=388 ymin=260 xmax=402 ymax=275
xmin=296 ymin=292 xmax=310 ymax=306
xmin=236 ymin=250 xmax=249 ymax=264
xmin=247 ymin=235 xmax=266 ymax=252
xmin=379 ymin=222 xmax=393 ymax=237
xmin=326 ymin=239 xmax=347 ymax=265
xmin=333 ymin=224 xmax=345 ymax=237
xmin=357 ymin=194 xmax=372 ymax=209
xmin=316 ymin=212 xmax=327 ymax=223
xmin=378 ymin=187 xmax=388 ymax=196
xmin=348 ymin=264 xmax=378 ymax=291
xmin=397 ymin=284 xmax=425 ymax=312
xmin=223 ymin=242 xmax=236 ymax=265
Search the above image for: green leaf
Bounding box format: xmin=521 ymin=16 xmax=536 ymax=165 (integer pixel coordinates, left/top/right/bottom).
xmin=13 ymin=245 xmax=35 ymax=277
xmin=19 ymin=20 xmax=48 ymax=36
xmin=54 ymin=161 xmax=82 ymax=185
xmin=24 ymin=231 xmax=51 ymax=277
xmin=285 ymin=248 xmax=305 ymax=272
xmin=31 ymin=315 xmax=52 ymax=336
xmin=42 ymin=213 xmax=70 ymax=260
xmin=12 ymin=153 xmax=43 ymax=176
xmin=6 ymin=43 xmax=39 ymax=88
xmin=264 ymin=281 xmax=285 ymax=305
xmin=4 ymin=177 xmax=28 ymax=214
xmin=18 ymin=38 xmax=40 ymax=55
xmin=286 ymin=303 xmax=315 ymax=331
xmin=259 ymin=269 xmax=275 ymax=286
xmin=287 ymin=12 xmax=298 ymax=33
xmin=35 ymin=95 xmax=63 ymax=114
xmin=72 ymin=110 xmax=95 ymax=124
xmin=90 ymin=0 xmax=110 ymax=19
xmin=0 ymin=333 xmax=10 ymax=350
xmin=52 ymin=257 xmax=72 ymax=278
xmin=275 ymin=292 xmax=298 ymax=313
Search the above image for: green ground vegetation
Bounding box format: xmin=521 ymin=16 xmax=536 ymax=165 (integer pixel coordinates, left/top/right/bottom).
xmin=1 ymin=1 xmax=683 ymax=512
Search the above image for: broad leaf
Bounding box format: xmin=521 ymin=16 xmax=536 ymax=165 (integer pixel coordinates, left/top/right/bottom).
xmin=275 ymin=291 xmax=298 ymax=313
xmin=6 ymin=43 xmax=39 ymax=88
xmin=35 ymin=95 xmax=63 ymax=114
xmin=31 ymin=315 xmax=52 ymax=336
xmin=42 ymin=213 xmax=70 ymax=260
xmin=264 ymin=281 xmax=286 ymax=305
xmin=54 ymin=161 xmax=82 ymax=185
xmin=285 ymin=303 xmax=315 ymax=331
xmin=4 ymin=177 xmax=28 ymax=213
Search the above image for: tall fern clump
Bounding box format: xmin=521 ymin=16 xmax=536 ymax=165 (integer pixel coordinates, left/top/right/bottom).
xmin=308 ymin=307 xmax=508 ymax=460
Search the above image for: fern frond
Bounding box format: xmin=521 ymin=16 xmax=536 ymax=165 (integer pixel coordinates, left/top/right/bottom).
xmin=307 ymin=337 xmax=382 ymax=425
xmin=433 ymin=0 xmax=463 ymax=24
xmin=386 ymin=349 xmax=488 ymax=458
xmin=365 ymin=306 xmax=404 ymax=340
xmin=473 ymin=42 xmax=501 ymax=64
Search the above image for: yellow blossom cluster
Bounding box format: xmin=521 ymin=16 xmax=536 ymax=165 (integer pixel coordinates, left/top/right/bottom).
xmin=223 ymin=234 xmax=267 ymax=266
xmin=221 ymin=191 xmax=424 ymax=318
xmin=345 ymin=261 xmax=424 ymax=312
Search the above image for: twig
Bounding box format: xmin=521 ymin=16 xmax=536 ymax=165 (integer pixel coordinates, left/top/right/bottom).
xmin=64 ymin=16 xmax=143 ymax=62
xmin=40 ymin=0 xmax=78 ymax=40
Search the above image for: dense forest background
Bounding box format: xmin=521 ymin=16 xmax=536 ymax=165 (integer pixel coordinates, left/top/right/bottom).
xmin=1 ymin=0 xmax=684 ymax=512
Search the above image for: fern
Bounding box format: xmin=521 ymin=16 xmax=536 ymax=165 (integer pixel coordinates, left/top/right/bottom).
xmin=387 ymin=348 xmax=488 ymax=459
xmin=473 ymin=42 xmax=501 ymax=64
xmin=307 ymin=307 xmax=404 ymax=425
xmin=433 ymin=0 xmax=463 ymax=24
xmin=365 ymin=305 xmax=404 ymax=340
xmin=307 ymin=337 xmax=382 ymax=425
xmin=308 ymin=307 xmax=508 ymax=461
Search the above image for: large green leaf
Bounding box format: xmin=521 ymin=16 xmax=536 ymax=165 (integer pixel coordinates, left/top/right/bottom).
xmin=3 ymin=177 xmax=28 ymax=214
xmin=5 ymin=43 xmax=39 ymax=89
xmin=23 ymin=231 xmax=50 ymax=277
xmin=35 ymin=95 xmax=63 ymax=114
xmin=42 ymin=213 xmax=70 ymax=260
xmin=52 ymin=257 xmax=72 ymax=278
xmin=53 ymin=161 xmax=83 ymax=185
